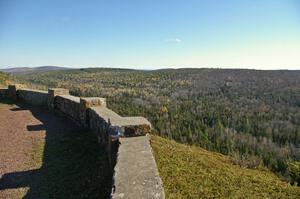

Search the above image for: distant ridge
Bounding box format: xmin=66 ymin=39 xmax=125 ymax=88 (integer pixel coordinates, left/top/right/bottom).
xmin=0 ymin=66 xmax=72 ymax=74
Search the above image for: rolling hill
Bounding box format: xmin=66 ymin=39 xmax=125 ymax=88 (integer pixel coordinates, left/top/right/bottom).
xmin=0 ymin=66 xmax=71 ymax=74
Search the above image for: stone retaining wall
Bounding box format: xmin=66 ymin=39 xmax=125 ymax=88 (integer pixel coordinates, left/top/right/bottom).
xmin=0 ymin=88 xmax=8 ymax=99
xmin=17 ymin=89 xmax=48 ymax=106
xmin=112 ymin=136 xmax=165 ymax=199
xmin=8 ymin=85 xmax=18 ymax=100
xmin=80 ymin=97 xmax=106 ymax=128
xmin=55 ymin=95 xmax=81 ymax=122
xmin=48 ymin=88 xmax=69 ymax=109
xmin=0 ymin=85 xmax=165 ymax=198
xmin=89 ymin=106 xmax=111 ymax=146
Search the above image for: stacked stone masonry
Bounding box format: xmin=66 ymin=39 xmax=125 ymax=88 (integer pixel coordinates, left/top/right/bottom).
xmin=17 ymin=89 xmax=48 ymax=106
xmin=0 ymin=88 xmax=7 ymax=98
xmin=0 ymin=85 xmax=165 ymax=199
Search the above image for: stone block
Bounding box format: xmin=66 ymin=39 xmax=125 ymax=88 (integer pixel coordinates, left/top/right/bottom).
xmin=118 ymin=117 xmax=152 ymax=137
xmin=79 ymin=97 xmax=106 ymax=127
xmin=80 ymin=97 xmax=106 ymax=108
xmin=48 ymin=88 xmax=69 ymax=109
xmin=123 ymin=124 xmax=151 ymax=137
xmin=0 ymin=88 xmax=8 ymax=99
xmin=111 ymin=136 xmax=165 ymax=199
xmin=17 ymin=89 xmax=48 ymax=106
xmin=8 ymin=85 xmax=18 ymax=100
xmin=55 ymin=95 xmax=80 ymax=121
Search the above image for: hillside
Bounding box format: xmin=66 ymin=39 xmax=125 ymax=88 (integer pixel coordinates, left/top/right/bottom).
xmin=0 ymin=66 xmax=71 ymax=74
xmin=151 ymin=135 xmax=300 ymax=198
xmin=0 ymin=71 xmax=9 ymax=86
xmin=14 ymin=68 xmax=300 ymax=181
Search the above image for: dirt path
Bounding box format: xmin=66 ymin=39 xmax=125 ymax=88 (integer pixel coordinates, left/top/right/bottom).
xmin=0 ymin=103 xmax=46 ymax=198
xmin=0 ymin=102 xmax=113 ymax=199
xmin=0 ymin=103 xmax=81 ymax=199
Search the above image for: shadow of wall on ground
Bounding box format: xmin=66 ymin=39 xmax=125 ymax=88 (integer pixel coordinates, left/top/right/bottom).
xmin=0 ymin=100 xmax=115 ymax=199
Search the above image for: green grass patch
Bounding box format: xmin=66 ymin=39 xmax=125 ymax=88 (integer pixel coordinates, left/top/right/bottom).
xmin=151 ymin=135 xmax=300 ymax=199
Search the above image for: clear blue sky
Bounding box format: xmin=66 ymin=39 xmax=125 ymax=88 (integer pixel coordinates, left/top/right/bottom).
xmin=0 ymin=0 xmax=299 ymax=69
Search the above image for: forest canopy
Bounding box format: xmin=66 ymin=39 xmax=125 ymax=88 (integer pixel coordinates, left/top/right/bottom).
xmin=15 ymin=68 xmax=300 ymax=181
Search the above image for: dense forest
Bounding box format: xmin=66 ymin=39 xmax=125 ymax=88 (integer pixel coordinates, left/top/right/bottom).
xmin=14 ymin=68 xmax=300 ymax=182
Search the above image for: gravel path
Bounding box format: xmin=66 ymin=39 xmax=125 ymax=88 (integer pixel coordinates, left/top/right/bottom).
xmin=0 ymin=103 xmax=45 ymax=198
xmin=0 ymin=103 xmax=76 ymax=198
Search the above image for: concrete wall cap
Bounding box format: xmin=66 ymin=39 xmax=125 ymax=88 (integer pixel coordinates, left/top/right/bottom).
xmin=80 ymin=97 xmax=106 ymax=101
xmin=18 ymin=88 xmax=48 ymax=94
xmin=57 ymin=94 xmax=80 ymax=103
xmin=48 ymin=88 xmax=69 ymax=91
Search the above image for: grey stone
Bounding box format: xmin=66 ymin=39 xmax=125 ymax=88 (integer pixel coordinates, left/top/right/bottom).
xmin=79 ymin=97 xmax=106 ymax=127
xmin=89 ymin=107 xmax=151 ymax=137
xmin=0 ymin=88 xmax=8 ymax=99
xmin=8 ymin=85 xmax=18 ymax=100
xmin=55 ymin=95 xmax=81 ymax=122
xmin=17 ymin=89 xmax=48 ymax=106
xmin=112 ymin=135 xmax=165 ymax=199
xmin=48 ymin=88 xmax=69 ymax=109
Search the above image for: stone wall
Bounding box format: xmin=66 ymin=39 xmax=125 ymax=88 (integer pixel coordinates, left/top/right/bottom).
xmin=48 ymin=88 xmax=69 ymax=109
xmin=112 ymin=136 xmax=165 ymax=199
xmin=8 ymin=85 xmax=18 ymax=100
xmin=55 ymin=95 xmax=81 ymax=122
xmin=0 ymin=85 xmax=165 ymax=198
xmin=0 ymin=88 xmax=8 ymax=99
xmin=80 ymin=97 xmax=106 ymax=127
xmin=89 ymin=106 xmax=111 ymax=146
xmin=17 ymin=89 xmax=48 ymax=106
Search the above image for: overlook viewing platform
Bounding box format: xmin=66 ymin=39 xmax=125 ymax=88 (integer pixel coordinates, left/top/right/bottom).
xmin=0 ymin=85 xmax=165 ymax=199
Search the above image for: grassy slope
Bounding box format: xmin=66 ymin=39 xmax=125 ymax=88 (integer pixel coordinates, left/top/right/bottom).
xmin=151 ymin=135 xmax=300 ymax=199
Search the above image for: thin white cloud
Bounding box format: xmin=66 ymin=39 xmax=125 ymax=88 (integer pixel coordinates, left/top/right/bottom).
xmin=164 ymin=38 xmax=182 ymax=43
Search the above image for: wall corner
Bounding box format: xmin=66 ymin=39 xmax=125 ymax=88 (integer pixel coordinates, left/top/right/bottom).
xmin=48 ymin=88 xmax=69 ymax=109
xmin=8 ymin=85 xmax=19 ymax=100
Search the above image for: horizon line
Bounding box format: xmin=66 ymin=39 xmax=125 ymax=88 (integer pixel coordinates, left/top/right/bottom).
xmin=1 ymin=65 xmax=300 ymax=71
